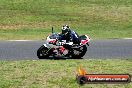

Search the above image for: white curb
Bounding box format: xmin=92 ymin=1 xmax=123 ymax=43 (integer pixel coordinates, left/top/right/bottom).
xmin=123 ymin=38 xmax=132 ymax=40
xmin=8 ymin=40 xmax=34 ymax=41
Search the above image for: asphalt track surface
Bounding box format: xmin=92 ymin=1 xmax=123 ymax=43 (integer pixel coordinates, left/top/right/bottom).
xmin=0 ymin=39 xmax=132 ymax=60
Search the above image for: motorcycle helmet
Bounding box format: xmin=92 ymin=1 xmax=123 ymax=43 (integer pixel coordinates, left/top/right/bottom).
xmin=61 ymin=25 xmax=70 ymax=35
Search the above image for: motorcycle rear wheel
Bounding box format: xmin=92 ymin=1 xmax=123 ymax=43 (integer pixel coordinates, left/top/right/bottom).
xmin=72 ymin=45 xmax=87 ymax=59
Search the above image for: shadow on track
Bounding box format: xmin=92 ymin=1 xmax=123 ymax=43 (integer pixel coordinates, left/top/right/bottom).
xmin=38 ymin=56 xmax=83 ymax=60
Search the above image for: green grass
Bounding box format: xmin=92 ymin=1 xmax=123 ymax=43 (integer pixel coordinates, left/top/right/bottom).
xmin=0 ymin=0 xmax=132 ymax=40
xmin=0 ymin=59 xmax=132 ymax=88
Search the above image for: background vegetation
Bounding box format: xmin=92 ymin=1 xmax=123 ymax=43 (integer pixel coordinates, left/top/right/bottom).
xmin=0 ymin=0 xmax=132 ymax=40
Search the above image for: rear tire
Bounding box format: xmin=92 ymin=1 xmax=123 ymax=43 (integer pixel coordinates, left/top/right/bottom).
xmin=79 ymin=45 xmax=87 ymax=57
xmin=37 ymin=45 xmax=50 ymax=59
xmin=72 ymin=45 xmax=87 ymax=59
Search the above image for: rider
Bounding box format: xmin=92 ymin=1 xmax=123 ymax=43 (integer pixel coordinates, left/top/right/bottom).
xmin=59 ymin=25 xmax=80 ymax=44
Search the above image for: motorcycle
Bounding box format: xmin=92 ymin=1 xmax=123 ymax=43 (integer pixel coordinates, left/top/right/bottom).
xmin=37 ymin=27 xmax=90 ymax=59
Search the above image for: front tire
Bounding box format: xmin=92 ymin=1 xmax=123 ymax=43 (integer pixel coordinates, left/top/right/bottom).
xmin=37 ymin=45 xmax=50 ymax=59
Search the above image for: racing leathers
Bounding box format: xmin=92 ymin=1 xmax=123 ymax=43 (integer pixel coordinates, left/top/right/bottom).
xmin=59 ymin=29 xmax=80 ymax=44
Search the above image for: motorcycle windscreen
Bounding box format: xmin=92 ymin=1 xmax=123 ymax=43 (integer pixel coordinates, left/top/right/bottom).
xmin=49 ymin=33 xmax=59 ymax=39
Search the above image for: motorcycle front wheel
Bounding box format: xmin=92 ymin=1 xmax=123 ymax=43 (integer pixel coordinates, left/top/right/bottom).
xmin=37 ymin=45 xmax=50 ymax=59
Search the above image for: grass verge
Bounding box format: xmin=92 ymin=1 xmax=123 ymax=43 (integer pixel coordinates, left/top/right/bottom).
xmin=0 ymin=59 xmax=132 ymax=88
